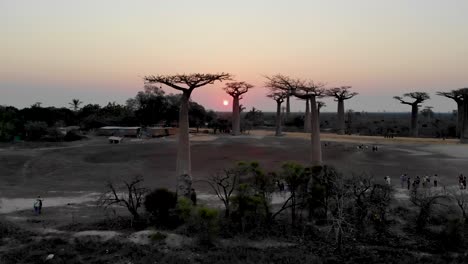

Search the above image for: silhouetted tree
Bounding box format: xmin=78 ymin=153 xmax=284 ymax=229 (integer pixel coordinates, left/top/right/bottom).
xmin=69 ymin=99 xmax=83 ymax=111
xmin=326 ymin=87 xmax=358 ymax=135
xmin=265 ymin=74 xmax=325 ymax=165
xmin=437 ymin=89 xmax=466 ymax=138
xmin=223 ymin=82 xmax=253 ymax=135
xmin=459 ymin=88 xmax=468 ymax=143
xmin=317 ymin=101 xmax=326 ymax=117
xmin=266 ymin=90 xmax=288 ymax=136
xmin=394 ymin=92 xmax=430 ymax=137
xmin=144 ymin=73 xmax=231 ymax=197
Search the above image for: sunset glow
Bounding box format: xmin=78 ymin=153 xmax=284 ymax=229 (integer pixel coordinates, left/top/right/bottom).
xmin=223 ymin=100 xmax=229 ymax=106
xmin=1 ymin=1 xmax=467 ymax=112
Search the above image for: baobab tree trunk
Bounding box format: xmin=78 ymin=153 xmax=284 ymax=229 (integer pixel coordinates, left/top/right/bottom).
xmin=461 ymin=102 xmax=468 ymax=143
xmin=310 ymin=96 xmax=322 ymax=165
xmin=285 ymin=94 xmax=290 ymax=120
xmin=457 ymin=102 xmax=463 ymax=138
xmin=176 ymin=92 xmax=192 ymax=197
xmin=304 ymin=98 xmax=311 ymax=133
xmin=337 ymin=99 xmax=345 ymax=135
xmin=411 ymin=104 xmax=419 ymax=137
xmin=232 ymin=96 xmax=241 ymax=135
xmin=275 ymin=101 xmax=282 ymax=136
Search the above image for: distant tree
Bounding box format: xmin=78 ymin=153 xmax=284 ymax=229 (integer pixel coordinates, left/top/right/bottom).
xmin=144 ymin=73 xmax=232 ymax=197
xmin=437 ymin=89 xmax=466 ymax=138
xmin=394 ymin=92 xmax=430 ymax=137
xmin=129 ymin=85 xmax=167 ymax=126
xmin=267 ymin=91 xmax=288 ymax=136
xmin=244 ymin=107 xmax=264 ymax=127
xmin=69 ymin=99 xmax=83 ymax=111
xmin=223 ymin=82 xmax=254 ymax=135
xmin=188 ymin=101 xmax=207 ymax=132
xmin=317 ymin=101 xmax=326 ymax=117
xmin=326 ymin=87 xmax=358 ymax=135
xmin=265 ymin=74 xmax=325 ymax=165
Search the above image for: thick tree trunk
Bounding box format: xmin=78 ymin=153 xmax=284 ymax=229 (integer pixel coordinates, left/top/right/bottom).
xmin=457 ymin=102 xmax=463 ymax=138
xmin=310 ymin=96 xmax=322 ymax=165
xmin=410 ymin=104 xmax=419 ymax=137
xmin=461 ymin=101 xmax=468 ymax=143
xmin=337 ymin=99 xmax=345 ymax=135
xmin=275 ymin=101 xmax=282 ymax=136
xmin=176 ymin=92 xmax=192 ymax=197
xmin=286 ymin=94 xmax=290 ymax=120
xmin=232 ymin=96 xmax=241 ymax=135
xmin=304 ymin=98 xmax=311 ymax=133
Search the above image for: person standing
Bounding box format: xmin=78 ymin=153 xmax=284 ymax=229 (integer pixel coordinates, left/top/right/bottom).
xmin=400 ymin=174 xmax=406 ymax=188
xmin=433 ymin=174 xmax=438 ymax=187
xmin=33 ymin=196 xmax=43 ymax=215
xmin=190 ymin=188 xmax=197 ymax=206
xmin=385 ymin=176 xmax=391 ymax=186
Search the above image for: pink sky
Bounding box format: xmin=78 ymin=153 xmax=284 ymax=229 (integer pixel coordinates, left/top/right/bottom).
xmin=1 ymin=0 xmax=467 ymax=112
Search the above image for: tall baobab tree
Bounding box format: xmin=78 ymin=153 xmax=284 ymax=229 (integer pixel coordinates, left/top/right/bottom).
xmin=267 ymin=90 xmax=288 ymax=136
xmin=223 ymin=82 xmax=253 ymax=135
xmin=317 ymin=101 xmax=326 ymax=117
xmin=459 ymin=88 xmax=468 ymax=143
xmin=437 ymin=89 xmax=466 ymax=138
xmin=327 ymin=87 xmax=358 ymax=135
xmin=144 ymin=73 xmax=231 ymax=197
xmin=265 ymin=74 xmax=325 ymax=165
xmin=69 ymin=99 xmax=83 ymax=111
xmin=393 ymin=92 xmax=430 ymax=137
xmin=299 ymin=80 xmax=326 ymax=165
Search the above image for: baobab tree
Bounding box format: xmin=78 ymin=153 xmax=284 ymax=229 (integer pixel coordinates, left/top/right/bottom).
xmin=144 ymin=73 xmax=231 ymax=197
xmin=437 ymin=89 xmax=466 ymax=138
xmin=69 ymin=99 xmax=83 ymax=111
xmin=299 ymin=80 xmax=326 ymax=165
xmin=317 ymin=101 xmax=326 ymax=117
xmin=223 ymin=82 xmax=253 ymax=135
xmin=327 ymin=87 xmax=358 ymax=135
xmin=393 ymin=92 xmax=430 ymax=137
xmin=266 ymin=90 xmax=288 ymax=136
xmin=459 ymin=88 xmax=468 ymax=143
xmin=265 ymin=74 xmax=325 ymax=165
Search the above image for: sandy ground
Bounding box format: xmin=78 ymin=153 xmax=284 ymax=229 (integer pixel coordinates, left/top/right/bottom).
xmin=0 ymin=130 xmax=467 ymax=223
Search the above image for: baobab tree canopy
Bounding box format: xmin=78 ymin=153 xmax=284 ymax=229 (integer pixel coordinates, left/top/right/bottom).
xmin=144 ymin=73 xmax=232 ymax=92
xmin=223 ymin=81 xmax=253 ymax=135
xmin=143 ymin=73 xmax=232 ymax=197
xmin=326 ymin=86 xmax=357 ymax=135
xmin=223 ymin=82 xmax=253 ymax=98
xmin=437 ymin=89 xmax=466 ymax=138
xmin=326 ymin=86 xmax=358 ymax=101
xmin=393 ymin=92 xmax=430 ymax=106
xmin=393 ymin=92 xmax=430 ymax=137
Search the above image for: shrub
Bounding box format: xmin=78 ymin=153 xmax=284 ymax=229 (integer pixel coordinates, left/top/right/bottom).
xmin=192 ymin=206 xmax=219 ymax=245
xmin=175 ymin=197 xmax=193 ymax=224
xmin=24 ymin=121 xmax=48 ymax=141
xmin=144 ymin=188 xmax=177 ymax=226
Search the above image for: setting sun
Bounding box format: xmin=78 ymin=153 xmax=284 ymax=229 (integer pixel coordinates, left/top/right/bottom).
xmin=223 ymin=100 xmax=229 ymax=106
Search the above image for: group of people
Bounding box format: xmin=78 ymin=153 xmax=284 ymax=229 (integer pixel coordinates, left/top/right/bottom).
xmin=357 ymin=144 xmax=379 ymax=152
xmin=397 ymin=173 xmax=439 ymax=190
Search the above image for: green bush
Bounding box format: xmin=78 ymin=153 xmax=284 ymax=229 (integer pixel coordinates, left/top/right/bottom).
xmin=175 ymin=197 xmax=193 ymax=224
xmin=192 ymin=206 xmax=219 ymax=245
